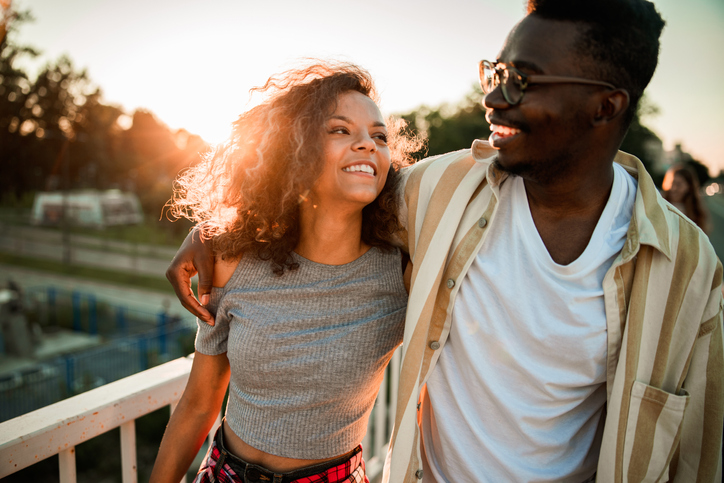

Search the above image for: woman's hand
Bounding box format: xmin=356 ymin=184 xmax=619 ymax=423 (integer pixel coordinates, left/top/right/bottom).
xmin=166 ymin=229 xmax=216 ymax=326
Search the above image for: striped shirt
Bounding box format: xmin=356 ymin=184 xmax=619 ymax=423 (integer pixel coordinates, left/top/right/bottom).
xmin=383 ymin=140 xmax=724 ymax=482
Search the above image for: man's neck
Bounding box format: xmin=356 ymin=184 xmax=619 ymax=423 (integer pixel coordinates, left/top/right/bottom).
xmin=523 ymin=163 xmax=615 ymax=265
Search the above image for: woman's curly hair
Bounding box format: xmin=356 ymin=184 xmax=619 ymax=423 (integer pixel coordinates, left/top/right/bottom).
xmin=167 ymin=61 xmax=423 ymax=275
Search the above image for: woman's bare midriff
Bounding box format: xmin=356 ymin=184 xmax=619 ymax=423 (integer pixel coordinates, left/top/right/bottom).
xmin=222 ymin=420 xmax=350 ymax=473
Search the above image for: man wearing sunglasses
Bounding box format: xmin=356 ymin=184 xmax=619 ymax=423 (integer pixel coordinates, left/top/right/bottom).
xmin=167 ymin=0 xmax=722 ymax=481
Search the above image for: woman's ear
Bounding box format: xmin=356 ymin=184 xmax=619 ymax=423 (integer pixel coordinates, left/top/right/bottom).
xmin=592 ymin=89 xmax=630 ymax=126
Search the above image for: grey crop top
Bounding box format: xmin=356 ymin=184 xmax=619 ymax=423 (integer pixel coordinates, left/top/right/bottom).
xmin=195 ymin=247 xmax=407 ymax=459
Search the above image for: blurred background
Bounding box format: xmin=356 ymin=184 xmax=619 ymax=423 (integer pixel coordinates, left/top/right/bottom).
xmin=1 ymin=0 xmax=722 ymax=481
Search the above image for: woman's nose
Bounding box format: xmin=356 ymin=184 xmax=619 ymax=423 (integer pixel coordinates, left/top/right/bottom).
xmin=353 ymin=134 xmax=376 ymax=152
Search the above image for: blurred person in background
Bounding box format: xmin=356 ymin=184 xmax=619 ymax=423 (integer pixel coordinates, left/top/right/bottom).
xmin=662 ymin=164 xmax=710 ymax=232
xmin=151 ymin=62 xmax=419 ymax=483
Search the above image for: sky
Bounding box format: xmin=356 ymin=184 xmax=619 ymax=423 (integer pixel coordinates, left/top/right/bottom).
xmin=11 ymin=0 xmax=724 ymax=172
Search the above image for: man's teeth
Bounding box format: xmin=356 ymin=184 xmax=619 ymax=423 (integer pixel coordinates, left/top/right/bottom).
xmin=490 ymin=124 xmax=521 ymax=137
xmin=343 ymin=164 xmax=375 ymax=175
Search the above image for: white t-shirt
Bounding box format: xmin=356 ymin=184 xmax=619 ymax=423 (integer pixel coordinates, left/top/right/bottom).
xmin=422 ymin=164 xmax=638 ymax=482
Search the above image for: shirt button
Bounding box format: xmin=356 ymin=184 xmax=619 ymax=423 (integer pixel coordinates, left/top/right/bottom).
xmin=416 ymin=469 xmax=424 ymax=479
xmin=478 ymin=217 xmax=487 ymax=228
xmin=429 ymin=341 xmax=441 ymax=350
xmin=446 ymin=279 xmax=455 ymax=288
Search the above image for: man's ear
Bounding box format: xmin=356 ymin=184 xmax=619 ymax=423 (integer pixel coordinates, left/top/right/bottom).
xmin=592 ymin=89 xmax=630 ymax=126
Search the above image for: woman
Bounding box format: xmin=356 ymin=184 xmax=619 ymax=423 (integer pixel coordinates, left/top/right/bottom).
xmin=151 ymin=62 xmax=420 ymax=483
xmin=662 ymin=164 xmax=710 ymax=233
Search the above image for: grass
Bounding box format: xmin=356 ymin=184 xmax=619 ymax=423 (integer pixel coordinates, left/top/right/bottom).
xmin=0 ymin=253 xmax=190 ymax=294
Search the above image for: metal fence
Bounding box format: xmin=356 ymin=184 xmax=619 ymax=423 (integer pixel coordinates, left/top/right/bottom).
xmin=0 ymin=325 xmax=196 ymax=422
xmin=1 ymin=285 xmax=197 ymax=423
xmin=21 ymin=286 xmax=185 ymax=338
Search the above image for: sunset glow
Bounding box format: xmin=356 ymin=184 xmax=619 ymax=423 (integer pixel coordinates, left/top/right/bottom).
xmin=13 ymin=0 xmax=724 ymax=170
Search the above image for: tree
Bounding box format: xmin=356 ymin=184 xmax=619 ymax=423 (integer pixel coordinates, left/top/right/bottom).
xmin=619 ymin=96 xmax=665 ymax=185
xmin=400 ymin=86 xmax=489 ymax=160
xmin=0 ymin=2 xmax=39 ymax=199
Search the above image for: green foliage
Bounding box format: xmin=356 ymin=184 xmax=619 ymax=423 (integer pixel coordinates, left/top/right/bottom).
xmin=620 ymin=96 xmax=665 ymax=185
xmin=400 ymin=85 xmax=489 ymax=160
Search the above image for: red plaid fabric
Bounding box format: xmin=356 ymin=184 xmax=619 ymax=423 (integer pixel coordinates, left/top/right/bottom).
xmin=292 ymin=449 xmax=367 ymax=483
xmin=194 ymin=442 xmax=239 ymax=483
xmin=193 ymin=438 xmax=368 ymax=483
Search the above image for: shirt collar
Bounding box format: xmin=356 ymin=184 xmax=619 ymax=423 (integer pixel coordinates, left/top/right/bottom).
xmin=471 ymin=139 xmax=507 ymax=187
xmin=613 ymin=151 xmax=672 ymax=261
xmin=469 ymin=139 xmax=673 ymax=260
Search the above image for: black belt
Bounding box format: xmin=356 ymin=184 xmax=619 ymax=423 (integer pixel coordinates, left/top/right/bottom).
xmin=213 ymin=422 xmax=360 ymax=483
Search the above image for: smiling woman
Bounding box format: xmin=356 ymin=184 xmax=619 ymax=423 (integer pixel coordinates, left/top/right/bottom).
xmin=167 ymin=62 xmax=419 ymax=275
xmin=153 ymin=61 xmax=422 ymax=483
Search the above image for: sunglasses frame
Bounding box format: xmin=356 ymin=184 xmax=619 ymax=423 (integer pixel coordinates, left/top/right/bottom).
xmin=479 ymin=60 xmax=617 ymax=105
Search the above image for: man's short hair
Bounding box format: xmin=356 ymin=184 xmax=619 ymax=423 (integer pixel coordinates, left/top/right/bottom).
xmin=527 ymin=0 xmax=665 ymax=127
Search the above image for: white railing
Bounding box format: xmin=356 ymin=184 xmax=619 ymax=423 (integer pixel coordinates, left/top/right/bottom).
xmin=0 ymin=349 xmax=401 ymax=482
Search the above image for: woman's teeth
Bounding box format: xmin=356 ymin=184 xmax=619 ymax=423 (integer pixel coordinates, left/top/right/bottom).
xmin=343 ymin=165 xmax=375 ymax=175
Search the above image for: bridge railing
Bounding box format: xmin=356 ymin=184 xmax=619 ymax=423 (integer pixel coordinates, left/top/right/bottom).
xmin=0 ymin=349 xmax=401 ymax=482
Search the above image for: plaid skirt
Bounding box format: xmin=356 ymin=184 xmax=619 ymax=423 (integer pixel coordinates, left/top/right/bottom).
xmin=193 ymin=425 xmax=369 ymax=483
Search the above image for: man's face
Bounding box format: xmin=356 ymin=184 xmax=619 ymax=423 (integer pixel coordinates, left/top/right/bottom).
xmin=484 ymin=15 xmax=598 ymax=183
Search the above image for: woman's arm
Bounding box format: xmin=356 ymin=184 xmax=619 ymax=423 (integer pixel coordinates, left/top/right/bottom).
xmin=150 ymin=352 xmax=230 ymax=483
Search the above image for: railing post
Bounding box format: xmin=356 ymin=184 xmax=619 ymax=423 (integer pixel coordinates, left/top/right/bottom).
xmin=48 ymin=287 xmax=57 ymax=325
xmin=64 ymin=356 xmax=75 ymax=396
xmin=139 ymin=338 xmax=148 ymax=370
xmin=58 ymin=447 xmax=77 ymax=483
xmin=120 ymin=420 xmax=137 ymax=483
xmin=117 ymin=306 xmax=127 ymax=336
xmin=374 ymin=376 xmax=388 ymax=456
xmin=158 ymin=312 xmax=168 ymax=356
xmin=72 ymin=291 xmax=81 ymax=332
xmin=389 ymin=349 xmax=401 ymax=433
xmin=88 ymin=294 xmax=97 ymax=336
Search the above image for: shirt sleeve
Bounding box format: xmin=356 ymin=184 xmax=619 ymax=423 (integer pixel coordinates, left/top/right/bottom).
xmin=674 ymin=260 xmax=724 ymax=482
xmin=194 ymin=287 xmax=230 ymax=355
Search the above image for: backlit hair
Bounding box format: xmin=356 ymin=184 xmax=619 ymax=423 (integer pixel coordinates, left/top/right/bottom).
xmin=168 ymin=61 xmax=422 ymax=274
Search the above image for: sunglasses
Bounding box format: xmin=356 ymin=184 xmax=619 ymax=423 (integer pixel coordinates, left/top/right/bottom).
xmin=479 ymin=60 xmax=616 ymax=106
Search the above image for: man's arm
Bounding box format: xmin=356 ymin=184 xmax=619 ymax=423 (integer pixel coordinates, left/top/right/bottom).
xmin=166 ymin=229 xmax=216 ymax=325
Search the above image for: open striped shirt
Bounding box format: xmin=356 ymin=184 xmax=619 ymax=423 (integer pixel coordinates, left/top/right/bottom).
xmin=383 ymin=140 xmax=724 ymax=482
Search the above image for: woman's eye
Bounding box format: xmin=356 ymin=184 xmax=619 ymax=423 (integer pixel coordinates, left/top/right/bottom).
xmin=374 ymin=133 xmax=388 ymax=144
xmin=329 ymin=127 xmax=348 ymax=134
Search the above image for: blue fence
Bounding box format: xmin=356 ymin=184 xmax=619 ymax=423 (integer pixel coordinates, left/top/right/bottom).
xmin=0 ymin=325 xmax=196 ymax=422
xmin=21 ymin=286 xmax=185 ymax=339
xmin=0 ymin=286 xmax=197 ymax=423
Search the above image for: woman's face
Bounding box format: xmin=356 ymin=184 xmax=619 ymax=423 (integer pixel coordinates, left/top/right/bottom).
xmin=668 ymin=173 xmax=690 ymax=203
xmin=311 ymin=91 xmax=391 ymax=208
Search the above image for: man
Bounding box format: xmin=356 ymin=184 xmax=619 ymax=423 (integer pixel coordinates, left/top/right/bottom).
xmin=167 ymin=0 xmax=723 ymax=481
